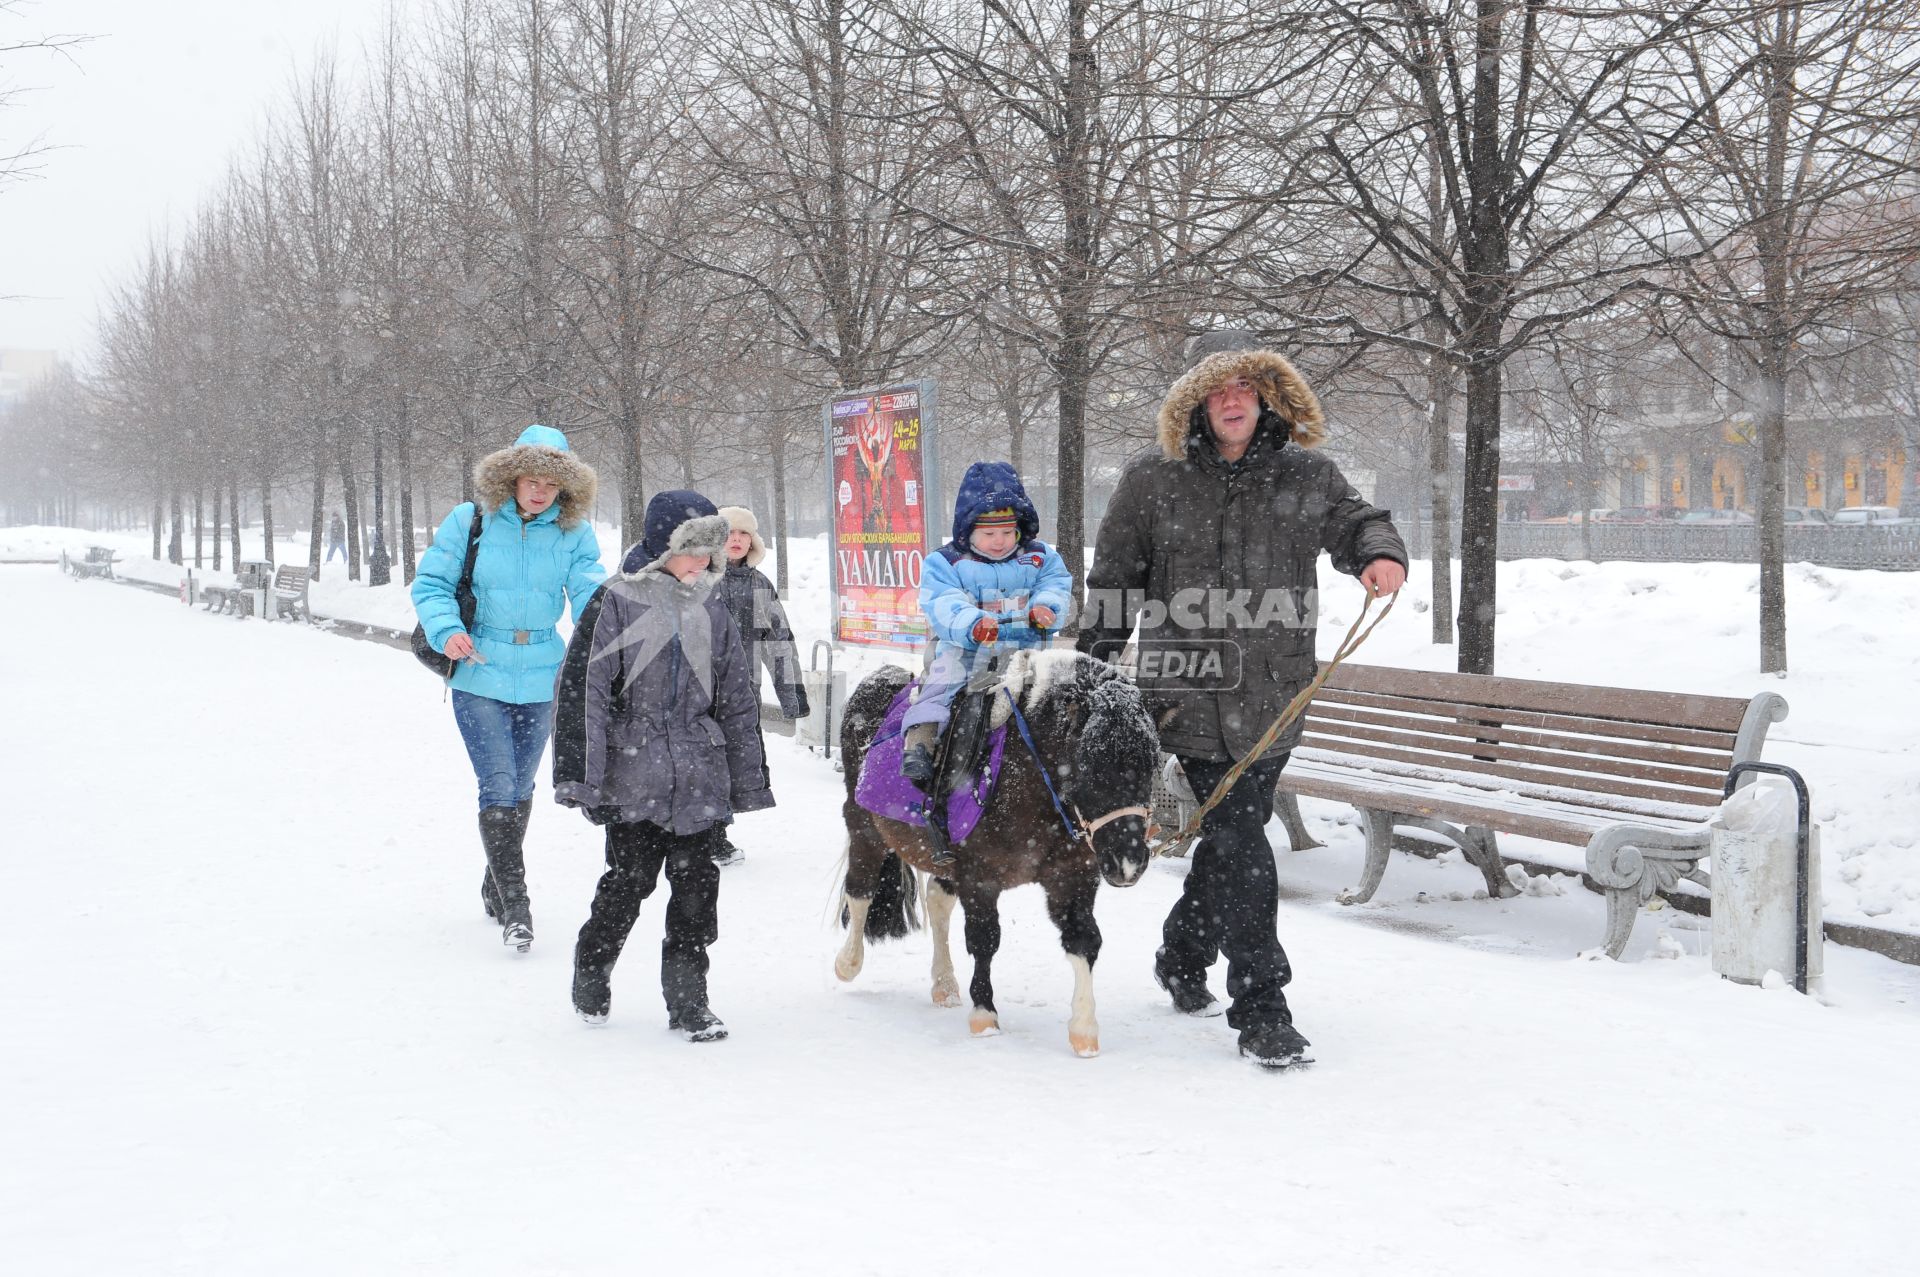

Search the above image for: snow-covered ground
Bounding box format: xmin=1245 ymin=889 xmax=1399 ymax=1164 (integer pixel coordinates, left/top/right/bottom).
xmin=12 ymin=522 xmax=1918 ymax=936
xmin=4 ymin=554 xmax=1920 ymax=1273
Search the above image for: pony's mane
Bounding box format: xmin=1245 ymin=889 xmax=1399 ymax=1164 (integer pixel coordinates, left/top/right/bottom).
xmin=989 ymin=649 xmax=1126 ymax=729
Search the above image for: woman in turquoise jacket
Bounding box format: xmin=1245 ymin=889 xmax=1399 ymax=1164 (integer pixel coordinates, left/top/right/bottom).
xmin=412 ymin=424 xmax=606 ymax=953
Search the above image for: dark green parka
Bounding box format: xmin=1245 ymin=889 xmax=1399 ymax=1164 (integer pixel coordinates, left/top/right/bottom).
xmin=1077 ymin=342 xmax=1408 ymax=762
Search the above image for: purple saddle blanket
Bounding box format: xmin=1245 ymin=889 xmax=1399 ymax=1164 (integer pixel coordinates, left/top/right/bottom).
xmin=853 ymin=681 xmax=1009 ymax=844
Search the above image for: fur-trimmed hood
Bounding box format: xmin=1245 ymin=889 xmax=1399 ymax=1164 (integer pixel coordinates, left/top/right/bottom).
xmin=1156 ymin=341 xmax=1327 ymax=460
xmin=475 ymin=424 xmax=598 ymax=528
xmin=716 ymin=505 xmax=766 ymax=568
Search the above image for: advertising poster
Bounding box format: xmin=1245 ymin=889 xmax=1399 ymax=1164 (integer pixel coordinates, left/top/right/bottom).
xmin=825 ymin=380 xmax=938 ymax=649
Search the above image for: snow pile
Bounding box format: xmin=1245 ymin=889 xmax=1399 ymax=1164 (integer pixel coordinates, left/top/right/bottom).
xmin=4 ymin=562 xmax=1920 ymax=1273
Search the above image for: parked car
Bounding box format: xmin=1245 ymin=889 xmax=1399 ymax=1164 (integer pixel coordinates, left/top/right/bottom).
xmin=1677 ymin=509 xmax=1755 ymax=525
xmin=1782 ymin=506 xmax=1832 ymax=526
xmin=1531 ymin=508 xmax=1615 ymax=525
xmin=1830 ymin=505 xmax=1917 ymax=526
xmin=1602 ymin=505 xmax=1685 ymax=524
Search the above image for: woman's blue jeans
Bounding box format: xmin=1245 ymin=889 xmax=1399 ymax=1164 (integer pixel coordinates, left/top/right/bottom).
xmin=452 ymin=690 xmax=555 ymax=810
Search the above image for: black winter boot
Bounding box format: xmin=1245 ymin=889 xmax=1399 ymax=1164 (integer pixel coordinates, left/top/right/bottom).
xmin=1238 ymin=1020 xmax=1314 ymax=1070
xmin=573 ymin=961 xmax=611 ymax=1026
xmin=481 ymin=868 xmax=502 ymax=921
xmin=900 ymin=721 xmax=939 ymax=786
xmin=1153 ymin=947 xmax=1223 ymax=1018
xmin=668 ymin=1003 xmax=728 ymax=1043
xmin=479 ymin=804 xmax=534 ymax=953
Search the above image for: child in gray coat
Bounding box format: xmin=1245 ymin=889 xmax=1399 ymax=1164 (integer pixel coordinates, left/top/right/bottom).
xmin=552 ymin=489 xmax=772 ymax=1041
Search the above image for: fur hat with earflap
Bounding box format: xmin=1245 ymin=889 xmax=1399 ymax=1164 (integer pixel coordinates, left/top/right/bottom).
xmin=620 ymin=489 xmax=730 ymax=578
xmin=716 ymin=506 xmax=767 ymax=569
xmin=474 ymin=423 xmax=598 ymax=528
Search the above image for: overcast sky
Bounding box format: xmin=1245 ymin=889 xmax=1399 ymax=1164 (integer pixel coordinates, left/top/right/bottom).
xmin=1 ymin=0 xmax=396 ymax=361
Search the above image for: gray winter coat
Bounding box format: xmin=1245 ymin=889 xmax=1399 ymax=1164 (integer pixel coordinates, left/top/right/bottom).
xmin=1078 ymin=346 xmax=1408 ymax=763
xmin=551 ymin=542 xmax=773 ymax=834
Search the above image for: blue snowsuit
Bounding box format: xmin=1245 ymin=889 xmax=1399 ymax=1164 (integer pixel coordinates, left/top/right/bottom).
xmin=903 ymin=461 xmax=1074 ymax=731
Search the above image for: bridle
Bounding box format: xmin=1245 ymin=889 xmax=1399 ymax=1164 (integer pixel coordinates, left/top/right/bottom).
xmin=1002 ymin=688 xmax=1151 ymax=857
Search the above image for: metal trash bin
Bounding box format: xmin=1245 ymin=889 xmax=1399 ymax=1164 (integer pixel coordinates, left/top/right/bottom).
xmin=1710 ymin=765 xmax=1821 ymax=992
xmin=797 ymin=639 xmax=846 ymax=758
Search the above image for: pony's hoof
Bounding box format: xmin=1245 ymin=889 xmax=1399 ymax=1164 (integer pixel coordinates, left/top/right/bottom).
xmin=968 ymin=1008 xmax=1000 ymax=1036
xmin=833 ymin=955 xmax=863 ymax=982
xmin=931 ymin=981 xmax=962 ymax=1007
xmin=1069 ymin=1029 xmax=1100 ymax=1058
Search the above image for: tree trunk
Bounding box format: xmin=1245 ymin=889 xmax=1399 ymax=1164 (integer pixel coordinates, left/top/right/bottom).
xmin=308 ymin=440 xmax=328 ymax=575
xmin=1055 ymin=328 xmax=1090 ymax=586
xmin=1756 ymin=336 xmax=1790 ymax=673
xmin=168 ymin=488 xmax=184 ymax=565
xmin=770 ymin=428 xmax=790 ymax=595
xmin=398 ymin=418 xmax=417 ymax=585
xmin=337 ymin=438 xmax=363 ymax=582
xmin=621 ymin=415 xmax=646 ymax=553
xmin=211 ymin=484 xmax=223 ymax=570
xmin=192 ymin=485 xmax=205 ymax=568
xmin=229 ymin=474 xmax=243 ymax=567
xmin=151 ymin=494 xmax=162 ymax=561
xmin=1426 ymin=354 xmax=1456 ymax=645
xmin=1456 ymin=357 xmax=1502 ymax=674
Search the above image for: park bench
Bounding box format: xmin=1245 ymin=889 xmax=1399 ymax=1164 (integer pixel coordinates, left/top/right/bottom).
xmin=270 ymin=564 xmax=313 ymax=623
xmin=201 ymin=561 xmax=275 ymax=617
xmin=1261 ymin=663 xmax=1789 ymax=959
xmin=67 ymin=546 xmax=118 ymax=581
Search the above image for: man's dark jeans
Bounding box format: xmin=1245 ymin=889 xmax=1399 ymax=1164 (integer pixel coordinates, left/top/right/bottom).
xmin=1159 ymin=753 xmax=1294 ymax=1031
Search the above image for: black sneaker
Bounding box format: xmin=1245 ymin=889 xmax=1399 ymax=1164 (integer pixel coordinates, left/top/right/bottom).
xmin=710 ymin=834 xmax=745 ymax=867
xmin=668 ymin=1004 xmax=729 ymax=1043
xmin=573 ymin=965 xmax=611 ymax=1026
xmin=1238 ymin=1021 xmax=1314 ymax=1069
xmin=1153 ymin=954 xmax=1223 ymax=1018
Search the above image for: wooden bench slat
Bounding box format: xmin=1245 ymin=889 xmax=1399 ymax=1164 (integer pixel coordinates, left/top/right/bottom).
xmin=1280 ymin=765 xmax=1706 ymax=845
xmin=1322 ymin=662 xmax=1753 ymax=732
xmin=1294 ymin=733 xmax=1721 ymax=809
xmin=1305 ymin=702 xmax=1734 ymax=773
xmin=1299 ymin=716 xmax=1731 ymax=793
xmin=1316 ymin=686 xmax=1737 ymax=751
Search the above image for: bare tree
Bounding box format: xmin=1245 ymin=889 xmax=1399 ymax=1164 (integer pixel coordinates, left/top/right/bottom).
xmin=1640 ymin=0 xmax=1920 ymax=672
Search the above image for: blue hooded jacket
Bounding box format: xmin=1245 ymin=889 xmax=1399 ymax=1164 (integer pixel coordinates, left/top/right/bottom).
xmin=411 ymin=425 xmax=607 ymax=704
xmin=918 ymin=460 xmax=1073 ymax=654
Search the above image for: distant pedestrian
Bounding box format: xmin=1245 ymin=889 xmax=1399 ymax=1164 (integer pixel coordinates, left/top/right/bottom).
xmin=326 ymin=512 xmax=347 ymax=564
xmin=706 ymin=505 xmax=810 ymax=866
xmin=410 ymin=425 xmax=605 ymax=954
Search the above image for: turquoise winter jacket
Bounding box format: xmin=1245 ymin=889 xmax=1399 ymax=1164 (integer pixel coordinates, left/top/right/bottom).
xmin=412 ymin=500 xmax=607 ymax=704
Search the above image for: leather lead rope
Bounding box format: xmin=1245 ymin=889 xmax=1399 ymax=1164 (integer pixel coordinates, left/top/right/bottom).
xmin=1149 ymin=591 xmax=1397 ymax=860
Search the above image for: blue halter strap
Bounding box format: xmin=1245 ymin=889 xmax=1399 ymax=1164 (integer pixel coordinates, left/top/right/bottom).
xmin=1002 ymin=687 xmax=1083 ymax=844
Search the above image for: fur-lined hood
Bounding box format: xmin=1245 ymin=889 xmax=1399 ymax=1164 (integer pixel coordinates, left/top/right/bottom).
xmin=716 ymin=506 xmax=766 ymax=569
xmin=475 ymin=424 xmax=598 ymax=528
xmin=1156 ymin=346 xmax=1327 ymax=460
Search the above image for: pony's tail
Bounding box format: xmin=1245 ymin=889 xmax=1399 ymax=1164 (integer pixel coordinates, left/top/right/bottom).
xmin=843 ymin=851 xmax=921 ymax=941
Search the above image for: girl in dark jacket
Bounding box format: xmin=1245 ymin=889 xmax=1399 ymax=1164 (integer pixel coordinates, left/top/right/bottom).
xmin=551 ymin=490 xmax=772 ymax=1042
xmin=708 ymin=506 xmax=810 ymax=865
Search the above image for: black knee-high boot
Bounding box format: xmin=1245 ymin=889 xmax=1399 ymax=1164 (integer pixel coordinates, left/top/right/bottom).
xmin=480 ymin=804 xmax=534 ymax=952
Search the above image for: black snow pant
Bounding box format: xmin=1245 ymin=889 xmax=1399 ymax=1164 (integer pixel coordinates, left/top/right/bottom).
xmin=1158 ymin=754 xmax=1295 ymax=1032
xmin=575 ymin=820 xmax=721 ymax=1014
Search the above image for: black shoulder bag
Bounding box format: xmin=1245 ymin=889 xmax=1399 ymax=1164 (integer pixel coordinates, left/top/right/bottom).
xmin=410 ymin=504 xmax=486 ymax=678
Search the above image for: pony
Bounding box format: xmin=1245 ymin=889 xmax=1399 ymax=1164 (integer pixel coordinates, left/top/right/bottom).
xmin=834 ymin=650 xmax=1160 ymax=1057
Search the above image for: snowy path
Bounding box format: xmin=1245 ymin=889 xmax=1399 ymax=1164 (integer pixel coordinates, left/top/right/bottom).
xmin=4 ymin=565 xmax=1916 ymax=1274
